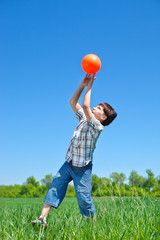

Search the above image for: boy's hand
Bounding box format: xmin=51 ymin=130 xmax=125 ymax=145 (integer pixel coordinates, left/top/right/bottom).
xmin=81 ymin=74 xmax=96 ymax=87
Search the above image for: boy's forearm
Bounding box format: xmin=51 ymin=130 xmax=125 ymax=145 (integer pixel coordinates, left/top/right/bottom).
xmin=82 ymin=81 xmax=93 ymax=108
xmin=70 ymin=83 xmax=85 ymax=105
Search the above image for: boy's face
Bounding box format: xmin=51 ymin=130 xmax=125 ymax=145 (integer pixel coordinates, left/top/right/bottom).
xmin=92 ymin=105 xmax=107 ymax=122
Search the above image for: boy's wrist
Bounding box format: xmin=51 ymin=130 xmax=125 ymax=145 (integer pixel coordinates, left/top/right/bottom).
xmin=87 ymin=79 xmax=94 ymax=87
xmin=80 ymin=82 xmax=86 ymax=88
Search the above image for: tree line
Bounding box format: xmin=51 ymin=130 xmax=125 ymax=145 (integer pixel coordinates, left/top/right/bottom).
xmin=0 ymin=169 xmax=160 ymax=198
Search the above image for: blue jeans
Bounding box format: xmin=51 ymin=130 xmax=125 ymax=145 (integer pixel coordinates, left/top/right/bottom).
xmin=44 ymin=161 xmax=96 ymax=218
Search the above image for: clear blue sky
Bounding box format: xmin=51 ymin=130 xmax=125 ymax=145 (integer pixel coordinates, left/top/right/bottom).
xmin=0 ymin=0 xmax=160 ymax=185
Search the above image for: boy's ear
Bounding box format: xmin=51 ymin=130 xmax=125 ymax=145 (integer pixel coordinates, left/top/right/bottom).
xmin=101 ymin=115 xmax=107 ymax=121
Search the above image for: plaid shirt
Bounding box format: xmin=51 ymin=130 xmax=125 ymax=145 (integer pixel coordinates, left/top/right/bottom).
xmin=65 ymin=108 xmax=104 ymax=167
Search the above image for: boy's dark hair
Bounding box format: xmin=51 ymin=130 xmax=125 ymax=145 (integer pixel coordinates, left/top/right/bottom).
xmin=99 ymin=102 xmax=117 ymax=126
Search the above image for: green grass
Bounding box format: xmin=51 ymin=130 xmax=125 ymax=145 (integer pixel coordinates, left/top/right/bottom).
xmin=0 ymin=197 xmax=160 ymax=240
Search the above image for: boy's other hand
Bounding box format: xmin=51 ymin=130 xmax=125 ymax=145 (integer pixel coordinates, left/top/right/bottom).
xmin=81 ymin=74 xmax=96 ymax=87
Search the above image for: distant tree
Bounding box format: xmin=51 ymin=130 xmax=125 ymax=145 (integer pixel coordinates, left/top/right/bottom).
xmin=129 ymin=170 xmax=145 ymax=187
xmin=152 ymin=185 xmax=160 ymax=197
xmin=156 ymin=175 xmax=160 ymax=185
xmin=119 ymin=173 xmax=126 ymax=185
xmin=143 ymin=169 xmax=157 ymax=191
xmin=20 ymin=184 xmax=41 ymax=197
xmin=26 ymin=176 xmax=39 ymax=187
xmin=110 ymin=172 xmax=126 ymax=185
xmin=92 ymin=175 xmax=112 ymax=196
xmin=0 ymin=185 xmax=21 ymax=198
xmin=110 ymin=172 xmax=119 ymax=184
xmin=41 ymin=174 xmax=54 ymax=189
xmin=101 ymin=177 xmax=112 ymax=186
xmin=92 ymin=174 xmax=100 ymax=192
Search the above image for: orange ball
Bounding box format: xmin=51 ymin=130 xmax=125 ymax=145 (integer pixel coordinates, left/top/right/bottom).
xmin=81 ymin=54 xmax=101 ymax=74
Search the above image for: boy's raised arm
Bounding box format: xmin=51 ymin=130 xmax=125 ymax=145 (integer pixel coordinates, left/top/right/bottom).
xmin=70 ymin=76 xmax=87 ymax=114
xmin=70 ymin=84 xmax=84 ymax=114
xmin=70 ymin=74 xmax=95 ymax=115
xmin=82 ymin=74 xmax=96 ymax=122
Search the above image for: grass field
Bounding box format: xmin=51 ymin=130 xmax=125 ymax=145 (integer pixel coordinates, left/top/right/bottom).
xmin=0 ymin=197 xmax=160 ymax=240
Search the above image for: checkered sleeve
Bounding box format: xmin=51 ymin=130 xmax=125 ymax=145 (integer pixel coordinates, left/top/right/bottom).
xmin=76 ymin=108 xmax=85 ymax=121
xmin=88 ymin=114 xmax=103 ymax=136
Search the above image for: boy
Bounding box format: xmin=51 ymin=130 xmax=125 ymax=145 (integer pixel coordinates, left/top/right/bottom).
xmin=32 ymin=74 xmax=117 ymax=228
